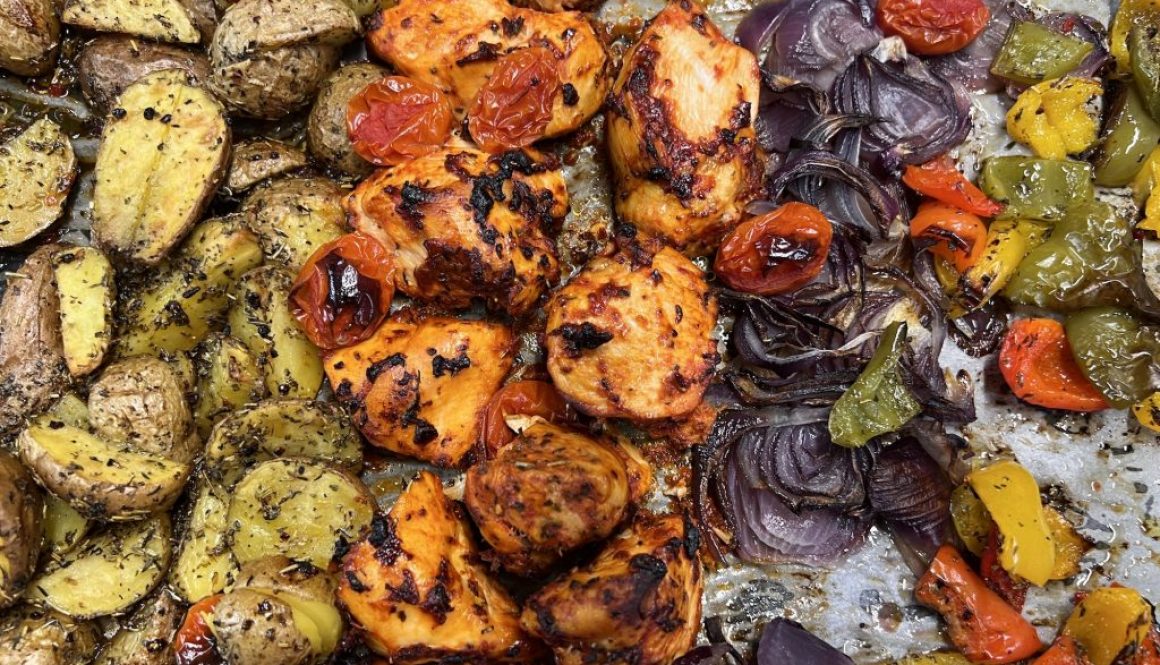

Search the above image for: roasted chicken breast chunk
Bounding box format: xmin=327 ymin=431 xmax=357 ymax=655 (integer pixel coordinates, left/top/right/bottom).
xmin=339 ymin=471 xmax=543 ymax=664
xmin=521 ymin=513 xmax=703 ymax=665
xmin=464 ymin=421 xmax=652 ymax=575
xmin=608 ymin=0 xmax=762 ymax=255
xmin=367 ymin=0 xmax=610 ymax=139
xmin=324 ymin=311 xmax=515 ymax=468
xmin=545 ymin=245 xmax=719 ymax=421
xmin=346 ymin=147 xmax=565 ymax=316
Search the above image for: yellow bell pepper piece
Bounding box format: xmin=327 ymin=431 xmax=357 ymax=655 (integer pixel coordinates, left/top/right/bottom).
xmin=1133 ymin=148 xmax=1160 ymax=232
xmin=887 ymin=653 xmax=973 ymax=665
xmin=1063 ymin=586 xmax=1154 ymax=665
xmin=1113 ymin=0 xmax=1160 ymax=73
xmin=1045 ymin=507 xmax=1087 ymax=580
xmin=1133 ymin=391 xmax=1160 ymax=432
xmin=949 ymin=484 xmax=991 ymax=556
xmin=1006 ymin=77 xmax=1104 ymax=159
xmin=951 ymin=219 xmax=1047 ymax=315
xmin=967 ymin=460 xmax=1055 ymax=586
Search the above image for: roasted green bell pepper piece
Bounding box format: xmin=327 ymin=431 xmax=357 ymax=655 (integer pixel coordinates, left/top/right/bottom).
xmin=1094 ymin=82 xmax=1160 ymax=187
xmin=828 ymin=322 xmax=920 ymax=448
xmin=1003 ymin=200 xmax=1156 ymax=311
xmin=991 ymin=22 xmax=1095 ymax=86
xmin=1130 ymin=24 xmax=1160 ymax=121
xmin=1064 ymin=307 xmax=1160 ymax=408
xmin=979 ymin=156 xmax=1093 ymax=221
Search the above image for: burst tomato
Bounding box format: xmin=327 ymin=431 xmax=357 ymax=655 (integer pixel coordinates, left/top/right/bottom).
xmin=467 ymin=47 xmax=561 ymax=153
xmin=346 ymin=76 xmax=454 ymax=166
xmin=289 ymin=232 xmax=395 ymax=350
xmin=713 ymin=202 xmax=833 ymax=296
xmin=174 ymin=595 xmax=224 ymax=665
xmin=877 ymin=0 xmax=991 ymax=56
xmin=481 ymin=380 xmax=570 ymax=457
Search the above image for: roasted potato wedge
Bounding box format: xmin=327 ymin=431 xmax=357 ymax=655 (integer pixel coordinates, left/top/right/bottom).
xmin=240 ymin=176 xmax=346 ymax=272
xmin=227 ymin=458 xmax=374 ymax=568
xmin=88 ymin=356 xmax=198 ymax=464
xmin=0 ymin=119 xmax=77 ymax=248
xmin=41 ymin=492 xmax=89 ymax=556
xmin=204 ymin=398 xmax=361 ymax=488
xmin=0 ymin=450 xmax=43 ymax=609
xmin=226 ymin=139 xmax=309 ymax=193
xmin=209 ymin=0 xmax=359 ymax=119
xmin=78 ymin=37 xmax=211 ymax=114
xmin=229 ymin=555 xmax=335 ymax=602
xmin=170 ymin=481 xmax=237 ymax=603
xmin=94 ymin=590 xmax=184 ymax=665
xmin=325 ymin=311 xmax=514 ymax=467
xmin=44 ymin=393 xmax=89 ymax=428
xmin=25 ymin=516 xmax=172 ymax=618
xmin=0 ymin=605 xmax=100 ymax=665
xmin=18 ymin=418 xmax=190 ymax=520
xmin=62 ymin=0 xmax=201 ymax=43
xmin=228 ymin=266 xmax=324 ymax=399
xmin=339 ymin=471 xmax=542 ymax=663
xmin=307 ymin=63 xmax=386 ymax=177
xmin=118 ymin=216 xmax=263 ymax=358
xmin=193 ymin=335 xmax=265 ymax=438
xmin=52 ymin=246 xmax=114 ymax=377
xmin=0 ymin=244 xmax=69 ymax=434
xmin=92 ymin=69 xmax=230 ymax=265
xmin=0 ymin=0 xmax=59 ymax=77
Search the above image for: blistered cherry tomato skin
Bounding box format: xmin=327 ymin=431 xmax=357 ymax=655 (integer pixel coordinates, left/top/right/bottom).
xmin=347 ymin=76 xmax=454 ymax=166
xmin=877 ymin=0 xmax=991 ymax=56
xmin=467 ymin=47 xmax=561 ymax=153
xmin=290 ymin=232 xmax=395 ymax=350
xmin=174 ymin=595 xmax=224 ymax=665
xmin=481 ymin=380 xmax=570 ymax=457
xmin=909 ymin=200 xmax=988 ymax=272
xmin=713 ymin=202 xmax=834 ymax=296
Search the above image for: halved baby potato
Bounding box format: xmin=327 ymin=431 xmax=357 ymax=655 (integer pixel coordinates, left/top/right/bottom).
xmin=62 ymin=0 xmax=201 ymax=44
xmin=92 ymin=69 xmax=230 ymax=265
xmin=24 ymin=515 xmax=172 ymax=618
xmin=17 ymin=419 xmax=190 ymax=520
xmin=240 ymin=176 xmax=346 ymax=272
xmin=193 ymin=335 xmax=266 ymax=439
xmin=0 ymin=451 xmax=43 ymax=610
xmin=204 ymin=398 xmax=362 ymax=488
xmin=52 ymin=246 xmax=115 ymax=377
xmin=41 ymin=493 xmax=90 ymax=556
xmin=0 ymin=118 xmax=77 ymax=248
xmin=227 ymin=459 xmax=374 ymax=568
xmin=170 ymin=481 xmax=237 ymax=603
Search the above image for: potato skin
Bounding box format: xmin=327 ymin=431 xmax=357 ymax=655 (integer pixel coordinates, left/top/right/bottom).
xmin=0 ymin=451 xmax=43 ymax=609
xmin=240 ymin=176 xmax=346 ymax=272
xmin=78 ymin=37 xmax=210 ymax=114
xmin=88 ymin=356 xmax=197 ymax=464
xmin=211 ymin=589 xmax=317 ymax=665
xmin=94 ymin=591 xmax=184 ymax=665
xmin=307 ymin=62 xmax=386 ymax=177
xmin=226 ymin=138 xmax=308 ymax=193
xmin=231 ymin=555 xmax=335 ymax=604
xmin=0 ymin=605 xmax=100 ymax=665
xmin=0 ymin=0 xmax=60 ymax=76
xmin=0 ymin=244 xmax=69 ymax=434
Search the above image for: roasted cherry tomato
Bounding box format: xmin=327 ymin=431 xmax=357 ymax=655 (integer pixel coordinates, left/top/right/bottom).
xmin=346 ymin=76 xmax=454 ymax=166
xmin=467 ymin=47 xmax=561 ymax=153
xmin=290 ymin=232 xmax=395 ymax=350
xmin=909 ymin=200 xmax=988 ymax=272
xmin=713 ymin=202 xmax=833 ymax=296
xmin=481 ymin=380 xmax=570 ymax=458
xmin=175 ymin=594 xmax=224 ymax=665
xmin=877 ymin=0 xmax=991 ymax=56
xmin=999 ymin=318 xmax=1110 ymax=412
xmin=903 ymin=155 xmax=1005 ymax=217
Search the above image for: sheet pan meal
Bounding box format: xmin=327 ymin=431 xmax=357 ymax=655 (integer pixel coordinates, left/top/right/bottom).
xmin=0 ymin=0 xmax=1159 ymax=662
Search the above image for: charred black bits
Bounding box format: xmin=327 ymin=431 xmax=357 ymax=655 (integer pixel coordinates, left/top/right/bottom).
xmin=367 ymin=353 xmax=406 ymax=381
xmin=344 ymin=570 xmax=369 ymax=593
xmin=556 ymin=322 xmax=614 ymax=357
xmin=455 ymin=41 xmax=501 ymax=65
xmin=562 ymin=83 xmax=579 ymax=106
xmin=501 ymin=16 xmax=524 ymax=37
xmin=629 ymin=553 xmax=668 ymax=581
xmin=431 ymin=351 xmax=470 ymax=377
xmin=398 ymin=182 xmax=434 ymax=224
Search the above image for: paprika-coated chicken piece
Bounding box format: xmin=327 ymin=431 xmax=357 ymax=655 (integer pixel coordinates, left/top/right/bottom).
xmin=463 ymin=420 xmax=652 ymax=576
xmin=607 ymin=0 xmax=762 ymax=255
xmin=367 ymin=0 xmax=611 ymax=139
xmin=345 ymin=146 xmax=565 ymax=316
xmin=339 ymin=471 xmax=544 ymax=663
xmin=324 ymin=310 xmax=515 ymax=468
xmin=521 ymin=512 xmax=704 ymax=665
xmin=545 ymin=244 xmax=719 ymax=422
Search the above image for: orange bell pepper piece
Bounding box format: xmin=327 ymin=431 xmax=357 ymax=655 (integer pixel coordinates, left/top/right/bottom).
xmin=1035 ymin=636 xmax=1091 ymax=665
xmin=903 ymin=155 xmax=1005 ymax=217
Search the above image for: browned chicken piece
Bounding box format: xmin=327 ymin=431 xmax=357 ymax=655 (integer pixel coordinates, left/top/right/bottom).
xmin=545 ymin=245 xmax=718 ymax=422
xmin=607 ymin=0 xmax=762 ymax=255
xmin=346 ymin=146 xmax=565 ymax=316
xmin=511 ymin=0 xmax=604 ymax=10
xmin=339 ymin=471 xmax=544 ymax=663
xmin=324 ymin=310 xmax=515 ymax=467
xmin=367 ymin=0 xmax=611 ymax=139
xmin=521 ymin=512 xmax=704 ymax=665
xmin=463 ymin=420 xmax=652 ymax=576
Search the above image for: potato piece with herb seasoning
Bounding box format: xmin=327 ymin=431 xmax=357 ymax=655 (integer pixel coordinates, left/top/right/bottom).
xmin=0 ymin=605 xmax=100 ymax=665
xmin=0 ymin=0 xmax=60 ymax=77
xmin=0 ymin=119 xmax=76 ymax=248
xmin=240 ymin=176 xmax=346 ymax=272
xmin=52 ymin=246 xmax=114 ymax=377
xmin=307 ymin=63 xmax=387 ymax=177
xmin=92 ymin=69 xmax=230 ymax=265
xmin=226 ymin=139 xmax=309 ymax=193
xmin=193 ymin=335 xmax=266 ymax=438
xmin=78 ymin=37 xmax=211 ymax=115
xmin=94 ymin=590 xmax=184 ymax=665
xmin=0 ymin=450 xmax=43 ymax=609
xmin=41 ymin=492 xmax=89 ymax=556
xmin=63 ymin=0 xmax=201 ymax=43
xmin=88 ymin=356 xmax=198 ymax=464
xmin=170 ymin=481 xmax=237 ymax=603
